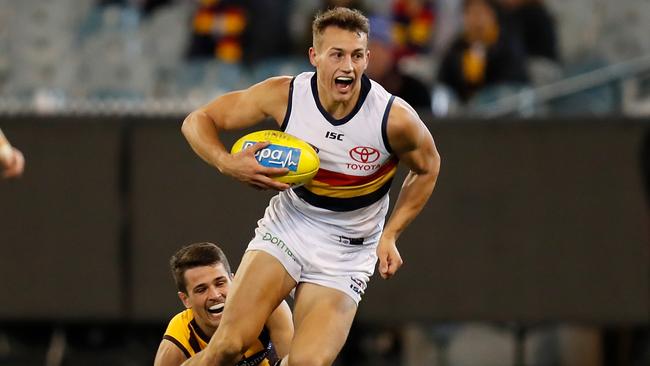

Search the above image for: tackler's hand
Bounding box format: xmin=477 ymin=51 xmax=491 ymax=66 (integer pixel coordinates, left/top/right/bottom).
xmin=222 ymin=141 xmax=290 ymax=191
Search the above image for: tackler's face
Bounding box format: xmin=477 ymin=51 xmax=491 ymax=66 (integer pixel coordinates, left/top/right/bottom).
xmin=310 ymin=26 xmax=369 ymax=104
xmin=179 ymin=263 xmax=231 ymax=333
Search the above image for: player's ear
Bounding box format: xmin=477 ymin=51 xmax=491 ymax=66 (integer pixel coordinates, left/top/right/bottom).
xmin=309 ymin=47 xmax=317 ymax=67
xmin=364 ymin=49 xmax=370 ymax=71
xmin=178 ymin=291 xmax=191 ymax=309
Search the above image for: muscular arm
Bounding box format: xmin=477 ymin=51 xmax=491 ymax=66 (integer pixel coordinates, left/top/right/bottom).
xmin=180 ymin=77 xmax=292 ymax=190
xmin=378 ymin=98 xmax=441 ymax=279
xmin=154 ymin=339 xmax=187 ymax=366
xmin=265 ymin=300 xmax=294 ymax=358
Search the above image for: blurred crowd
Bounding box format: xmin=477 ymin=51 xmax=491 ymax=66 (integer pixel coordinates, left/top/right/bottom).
xmin=1 ymin=0 xmax=650 ymax=115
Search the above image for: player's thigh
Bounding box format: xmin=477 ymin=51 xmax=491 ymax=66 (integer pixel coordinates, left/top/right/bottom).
xmin=219 ymin=250 xmax=296 ymax=341
xmin=288 ymin=283 xmax=357 ymax=366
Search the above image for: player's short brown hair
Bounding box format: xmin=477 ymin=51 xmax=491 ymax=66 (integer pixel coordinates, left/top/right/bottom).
xmin=312 ymin=7 xmax=369 ymax=48
xmin=170 ymin=242 xmax=232 ymax=293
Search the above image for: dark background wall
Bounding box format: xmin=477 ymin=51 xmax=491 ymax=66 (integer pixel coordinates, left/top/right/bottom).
xmin=0 ymin=117 xmax=647 ymax=325
xmin=0 ymin=120 xmax=122 ymax=320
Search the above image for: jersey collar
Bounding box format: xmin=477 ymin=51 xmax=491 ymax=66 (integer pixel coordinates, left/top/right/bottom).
xmin=310 ymin=72 xmax=371 ymax=126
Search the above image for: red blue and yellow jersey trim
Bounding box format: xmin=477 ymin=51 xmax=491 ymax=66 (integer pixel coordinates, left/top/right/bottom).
xmin=294 ymin=157 xmax=398 ymax=211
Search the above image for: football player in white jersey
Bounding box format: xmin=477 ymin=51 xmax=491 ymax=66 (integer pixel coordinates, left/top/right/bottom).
xmin=180 ymin=7 xmax=440 ymax=366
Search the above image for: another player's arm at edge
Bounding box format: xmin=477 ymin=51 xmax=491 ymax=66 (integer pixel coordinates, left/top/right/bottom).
xmin=0 ymin=127 xmax=25 ymax=179
xmin=377 ymin=98 xmax=441 ymax=279
xmin=153 ymin=338 xmax=187 ymax=366
xmin=154 ymin=301 xmax=293 ymax=366
xmin=180 ymin=77 xmax=293 ymax=191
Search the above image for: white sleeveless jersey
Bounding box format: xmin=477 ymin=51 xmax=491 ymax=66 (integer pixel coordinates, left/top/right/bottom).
xmin=274 ymin=71 xmax=398 ymax=238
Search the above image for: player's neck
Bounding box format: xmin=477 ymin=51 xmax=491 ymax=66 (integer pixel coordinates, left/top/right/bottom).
xmin=195 ymin=318 xmax=217 ymax=338
xmin=317 ymin=85 xmax=361 ymax=120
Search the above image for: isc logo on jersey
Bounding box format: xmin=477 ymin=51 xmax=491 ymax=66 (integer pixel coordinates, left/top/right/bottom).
xmin=242 ymin=141 xmax=300 ymax=171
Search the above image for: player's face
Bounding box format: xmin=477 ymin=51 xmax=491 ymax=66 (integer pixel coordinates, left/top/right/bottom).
xmin=179 ymin=263 xmax=231 ymax=334
xmin=310 ymin=26 xmax=369 ymax=104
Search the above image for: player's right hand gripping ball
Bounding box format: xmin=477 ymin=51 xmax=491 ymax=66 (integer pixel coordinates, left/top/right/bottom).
xmin=231 ymin=130 xmax=320 ymax=186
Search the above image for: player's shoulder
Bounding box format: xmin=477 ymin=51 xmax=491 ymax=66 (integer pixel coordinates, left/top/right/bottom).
xmin=386 ymin=97 xmax=427 ymax=152
xmin=160 ymin=309 xmax=194 ymax=362
xmin=166 ymin=309 xmax=193 ymax=334
xmin=244 ymin=76 xmax=296 ymax=121
xmin=253 ymin=75 xmax=294 ymax=93
xmin=247 ymin=76 xmax=294 ymax=108
xmin=387 ymin=97 xmax=422 ymax=132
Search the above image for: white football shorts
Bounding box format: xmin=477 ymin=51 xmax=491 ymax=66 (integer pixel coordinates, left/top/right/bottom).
xmin=246 ymin=192 xmax=382 ymax=304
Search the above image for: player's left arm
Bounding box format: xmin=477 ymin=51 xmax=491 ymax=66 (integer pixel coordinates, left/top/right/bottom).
xmin=378 ymin=98 xmax=441 ymax=279
xmin=264 ymin=300 xmax=293 ymax=358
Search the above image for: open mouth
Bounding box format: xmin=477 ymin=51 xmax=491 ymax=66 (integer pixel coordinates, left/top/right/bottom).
xmin=207 ymin=303 xmax=224 ymax=314
xmin=334 ymin=76 xmax=354 ymax=91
